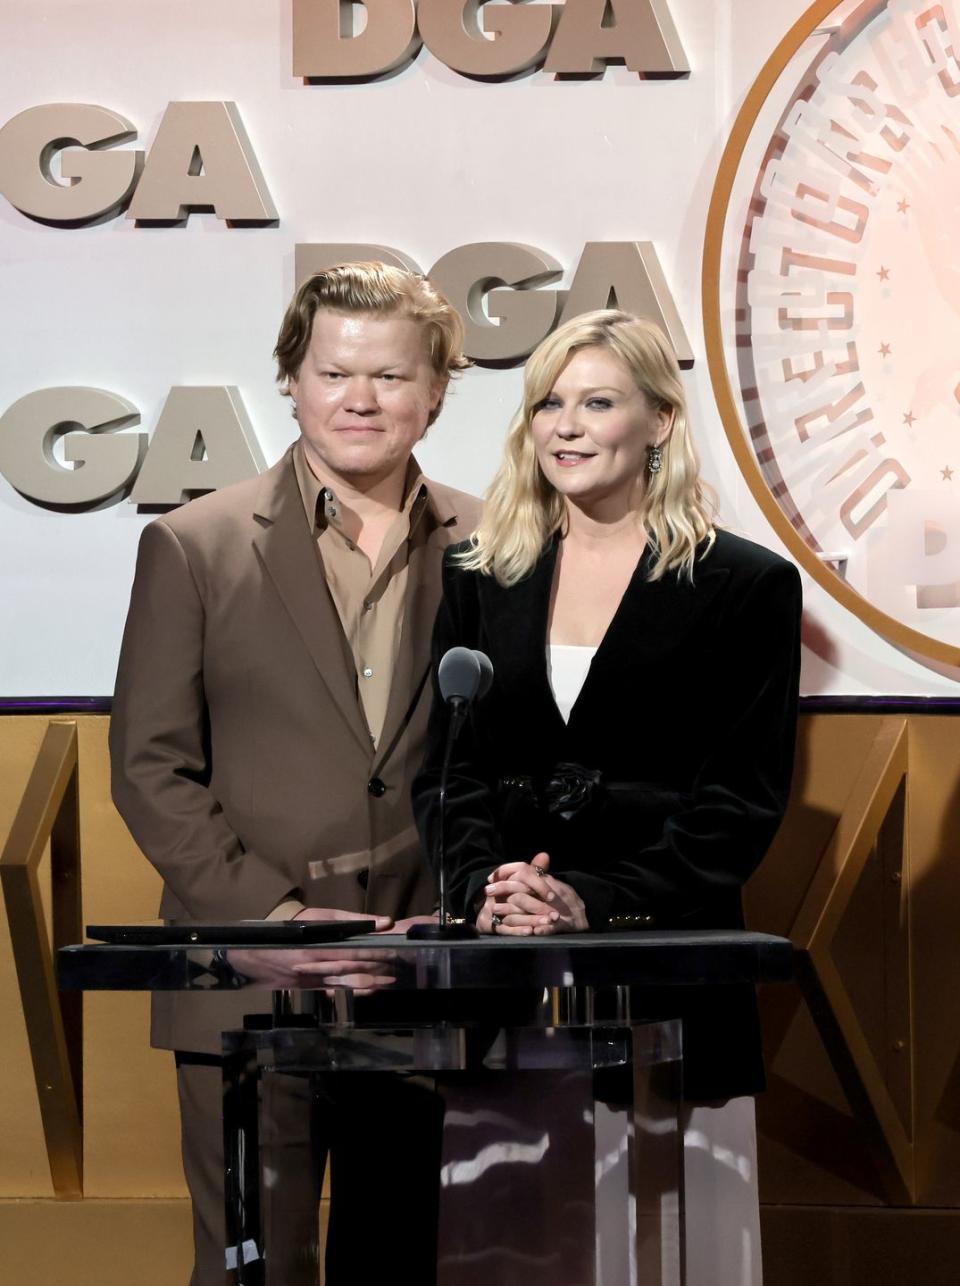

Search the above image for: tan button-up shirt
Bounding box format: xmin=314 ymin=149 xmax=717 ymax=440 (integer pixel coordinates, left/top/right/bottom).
xmin=293 ymin=439 xmax=430 ymax=748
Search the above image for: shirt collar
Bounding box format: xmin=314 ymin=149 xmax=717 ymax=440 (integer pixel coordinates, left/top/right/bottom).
xmin=292 ymin=438 xmax=430 ymax=535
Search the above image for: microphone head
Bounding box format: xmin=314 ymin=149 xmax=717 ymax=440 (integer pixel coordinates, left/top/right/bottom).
xmin=473 ymin=649 xmax=494 ymax=699
xmin=438 ymin=647 xmax=482 ymax=704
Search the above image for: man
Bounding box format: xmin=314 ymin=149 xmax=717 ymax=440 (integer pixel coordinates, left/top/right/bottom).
xmin=110 ymin=262 xmax=481 ymax=1284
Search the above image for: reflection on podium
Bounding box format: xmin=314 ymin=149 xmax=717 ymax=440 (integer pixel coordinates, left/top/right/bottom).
xmin=59 ymin=930 xmax=793 ymax=1285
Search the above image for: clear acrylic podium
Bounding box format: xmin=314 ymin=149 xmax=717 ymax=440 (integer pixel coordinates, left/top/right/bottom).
xmin=59 ymin=930 xmax=794 ymax=1286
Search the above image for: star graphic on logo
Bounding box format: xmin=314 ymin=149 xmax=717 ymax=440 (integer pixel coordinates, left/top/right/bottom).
xmin=943 ymin=466 xmax=955 ymax=481
xmin=877 ymin=265 xmax=891 ymax=281
xmin=897 ymin=198 xmax=910 ymax=213
xmin=903 ymin=410 xmax=917 ymax=426
xmin=879 ymin=342 xmax=892 ymax=357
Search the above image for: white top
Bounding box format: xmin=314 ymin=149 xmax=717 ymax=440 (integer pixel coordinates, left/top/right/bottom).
xmin=547 ymin=644 xmax=597 ymax=723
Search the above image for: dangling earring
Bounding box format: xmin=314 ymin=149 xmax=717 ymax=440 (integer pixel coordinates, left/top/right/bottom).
xmin=647 ymin=443 xmax=663 ymax=475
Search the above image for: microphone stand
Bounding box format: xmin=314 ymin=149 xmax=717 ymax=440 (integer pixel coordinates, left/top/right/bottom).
xmin=408 ymin=696 xmax=478 ymax=940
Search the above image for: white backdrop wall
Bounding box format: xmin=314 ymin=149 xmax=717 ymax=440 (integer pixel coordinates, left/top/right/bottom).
xmin=1 ymin=0 xmax=957 ymax=696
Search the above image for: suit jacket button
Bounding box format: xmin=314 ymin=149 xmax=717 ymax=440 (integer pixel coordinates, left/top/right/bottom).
xmin=356 ymin=867 xmax=369 ymax=890
xmin=367 ymin=777 xmax=386 ymax=797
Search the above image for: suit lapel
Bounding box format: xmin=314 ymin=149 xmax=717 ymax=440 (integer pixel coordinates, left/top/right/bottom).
xmin=252 ymin=450 xmax=371 ymax=754
xmin=374 ymin=522 xmax=442 ymax=765
xmin=374 ymin=482 xmax=462 ymax=768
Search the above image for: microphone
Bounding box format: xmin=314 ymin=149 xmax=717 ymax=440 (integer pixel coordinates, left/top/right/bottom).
xmin=408 ymin=647 xmax=493 ymax=941
xmin=437 ymin=649 xmax=492 ymax=790
xmin=438 ymin=646 xmax=484 ymax=704
xmin=474 ymin=650 xmax=494 ymax=700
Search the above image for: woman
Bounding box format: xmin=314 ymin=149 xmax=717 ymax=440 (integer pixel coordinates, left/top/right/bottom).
xmin=412 ymin=308 xmax=802 ymax=1285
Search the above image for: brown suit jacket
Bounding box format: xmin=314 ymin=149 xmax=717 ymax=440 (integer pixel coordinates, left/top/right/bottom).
xmin=110 ymin=445 xmax=481 ymax=1052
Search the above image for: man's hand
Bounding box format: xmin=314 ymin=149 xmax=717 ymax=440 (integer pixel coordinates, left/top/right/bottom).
xmin=297 ymin=905 xmax=438 ymax=935
xmin=226 ymin=906 xmax=398 ymax=991
xmin=481 ymin=852 xmax=589 ymax=935
xmin=293 ymin=906 xmax=394 ymax=931
xmin=224 ymin=945 xmax=398 ymax=992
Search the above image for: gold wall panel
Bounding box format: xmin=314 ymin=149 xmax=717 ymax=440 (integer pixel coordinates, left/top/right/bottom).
xmin=760 ymin=1206 xmax=960 ymax=1286
xmin=0 ymin=717 xmax=56 ymax=1197
xmin=0 ymin=716 xmax=184 ymax=1199
xmin=0 ymin=1199 xmax=192 ymax=1286
xmin=901 ymin=719 xmax=960 ymax=1206
xmin=1 ymin=718 xmax=84 ymax=1196
xmin=747 ymin=712 xmax=960 ymax=1215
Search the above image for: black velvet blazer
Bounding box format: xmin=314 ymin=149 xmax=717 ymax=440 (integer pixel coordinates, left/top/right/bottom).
xmin=412 ymin=528 xmax=803 ymax=1100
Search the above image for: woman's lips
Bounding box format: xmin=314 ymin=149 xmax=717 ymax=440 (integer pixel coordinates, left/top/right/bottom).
xmin=553 ymin=451 xmax=595 ymax=466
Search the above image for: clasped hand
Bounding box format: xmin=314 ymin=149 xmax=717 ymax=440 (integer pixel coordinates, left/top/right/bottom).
xmin=477 ymin=852 xmax=589 ymax=936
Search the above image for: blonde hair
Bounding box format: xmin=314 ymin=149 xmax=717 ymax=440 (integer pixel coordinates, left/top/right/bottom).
xmin=273 ymin=261 xmax=470 ymax=425
xmin=459 ymin=309 xmax=715 ymax=585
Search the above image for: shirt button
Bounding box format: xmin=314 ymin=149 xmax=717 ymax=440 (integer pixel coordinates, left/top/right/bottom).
xmin=362 ymin=666 xmax=373 ymax=678
xmin=363 ymin=601 xmax=372 ymax=612
xmin=367 ymin=778 xmax=386 ymax=797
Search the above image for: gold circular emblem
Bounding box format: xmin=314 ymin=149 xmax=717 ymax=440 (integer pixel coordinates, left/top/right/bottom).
xmin=705 ymin=0 xmax=960 ymax=668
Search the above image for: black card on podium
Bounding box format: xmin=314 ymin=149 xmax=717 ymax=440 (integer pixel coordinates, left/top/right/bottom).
xmin=86 ymin=920 xmax=377 ymax=945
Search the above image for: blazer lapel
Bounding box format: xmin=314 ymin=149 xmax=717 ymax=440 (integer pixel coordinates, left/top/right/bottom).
xmin=605 ymin=549 xmax=731 ymax=660
xmin=252 ymin=450 xmax=371 ymax=754
xmin=479 ymin=535 xmax=567 ymax=738
xmin=373 ymin=529 xmax=439 ymax=768
xmin=567 ymin=545 xmax=731 ymax=732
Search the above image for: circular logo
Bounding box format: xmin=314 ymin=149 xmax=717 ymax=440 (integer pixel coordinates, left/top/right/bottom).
xmin=705 ymin=0 xmax=960 ymax=668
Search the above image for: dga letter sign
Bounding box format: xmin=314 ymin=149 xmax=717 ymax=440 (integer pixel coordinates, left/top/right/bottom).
xmin=292 ymin=0 xmax=689 ymax=80
xmin=0 ymin=102 xmax=276 ymax=226
xmin=0 ymin=387 xmax=265 ymax=509
xmin=295 ymin=241 xmax=694 ymax=367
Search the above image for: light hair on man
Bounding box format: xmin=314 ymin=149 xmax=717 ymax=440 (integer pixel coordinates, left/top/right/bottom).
xmin=274 ymin=261 xmax=470 ymax=425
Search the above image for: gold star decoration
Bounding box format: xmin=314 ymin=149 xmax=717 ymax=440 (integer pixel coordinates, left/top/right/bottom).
xmin=878 ymin=265 xmax=891 ymax=281
xmin=903 ymin=411 xmax=917 ymax=426
xmin=897 ymin=198 xmax=910 ymax=213
xmin=879 ymin=342 xmax=892 ymax=357
xmin=943 ymin=466 xmax=955 ymax=481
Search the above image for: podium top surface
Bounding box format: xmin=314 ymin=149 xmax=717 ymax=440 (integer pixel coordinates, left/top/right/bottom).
xmin=58 ymin=929 xmax=794 ymax=992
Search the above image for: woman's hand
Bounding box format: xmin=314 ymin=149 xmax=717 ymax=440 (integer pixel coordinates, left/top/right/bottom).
xmin=480 ymin=852 xmax=590 ymax=935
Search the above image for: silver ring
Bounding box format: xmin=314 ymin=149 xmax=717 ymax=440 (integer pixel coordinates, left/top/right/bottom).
xmin=534 ymin=867 xmax=548 ymax=879
xmin=491 ymin=914 xmax=503 ymax=928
